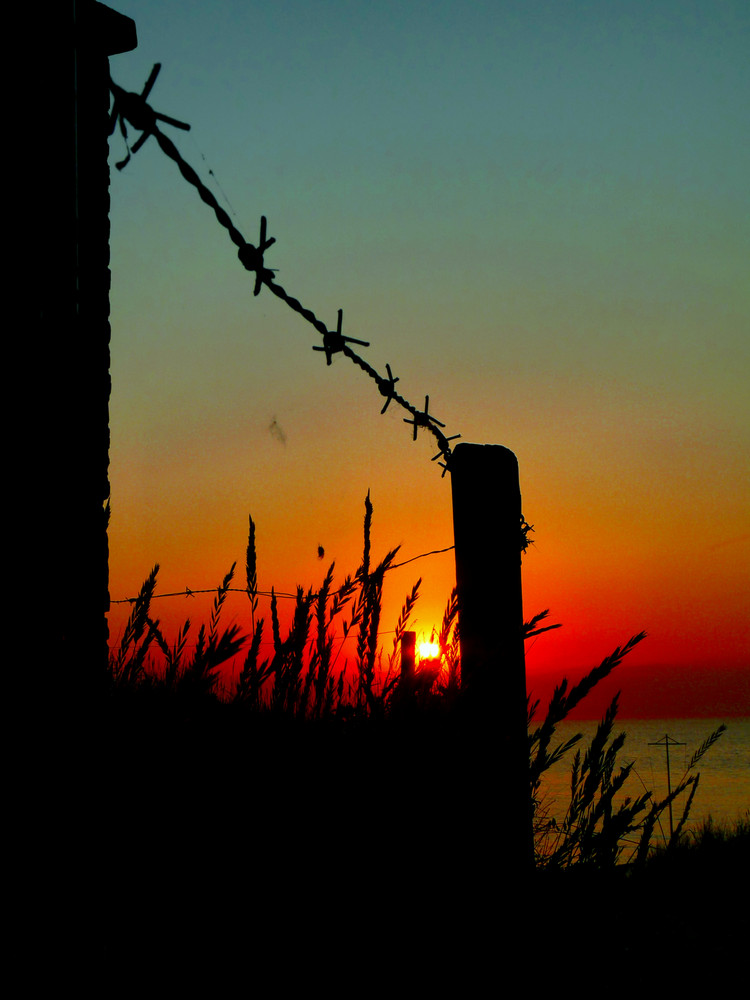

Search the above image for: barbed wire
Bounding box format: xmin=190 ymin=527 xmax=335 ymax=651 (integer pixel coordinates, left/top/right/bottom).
xmin=109 ymin=544 xmax=457 ymax=607
xmin=109 ymin=64 xmax=461 ymax=473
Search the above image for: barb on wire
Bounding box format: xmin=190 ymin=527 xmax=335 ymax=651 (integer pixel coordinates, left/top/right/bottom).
xmin=110 ymin=64 xmax=463 ymax=471
xmin=313 ymin=309 xmax=370 ymax=366
xmin=432 ymin=435 xmax=461 ymax=475
xmin=403 ymin=396 xmax=445 ymax=442
xmin=379 ymin=364 xmax=399 ymax=413
xmin=110 ymin=68 xmax=246 ymax=248
xmin=109 ymin=63 xmax=190 ymax=170
xmin=237 ymin=216 xmax=278 ymax=295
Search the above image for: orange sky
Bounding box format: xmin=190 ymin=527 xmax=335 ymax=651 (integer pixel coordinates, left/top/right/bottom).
xmin=107 ymin=2 xmax=749 ymax=718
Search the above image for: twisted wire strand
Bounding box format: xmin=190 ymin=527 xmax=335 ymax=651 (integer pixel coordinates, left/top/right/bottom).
xmin=151 ymin=128 xmax=246 ymax=251
xmin=110 ymin=69 xmax=459 ymax=469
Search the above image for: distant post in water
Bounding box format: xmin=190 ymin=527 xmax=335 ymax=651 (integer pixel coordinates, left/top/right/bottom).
xmin=450 ymin=443 xmax=533 ymax=870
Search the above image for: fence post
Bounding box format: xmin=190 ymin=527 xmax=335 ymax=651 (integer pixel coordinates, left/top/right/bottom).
xmin=450 ymin=442 xmax=533 ymax=872
xmin=400 ymin=631 xmax=416 ymax=686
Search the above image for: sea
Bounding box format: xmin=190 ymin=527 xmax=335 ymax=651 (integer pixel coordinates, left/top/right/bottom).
xmin=535 ymin=716 xmax=750 ymax=833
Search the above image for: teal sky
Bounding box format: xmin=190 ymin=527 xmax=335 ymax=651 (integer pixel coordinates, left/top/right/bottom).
xmin=107 ymin=0 xmax=749 ymax=690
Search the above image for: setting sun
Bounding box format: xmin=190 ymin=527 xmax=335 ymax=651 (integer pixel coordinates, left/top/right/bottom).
xmin=418 ymin=639 xmax=440 ymax=661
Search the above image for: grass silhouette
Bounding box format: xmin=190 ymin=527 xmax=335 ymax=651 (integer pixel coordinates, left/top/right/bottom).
xmin=100 ymin=497 xmax=746 ymax=979
xmin=108 ymin=495 xmax=731 ymax=874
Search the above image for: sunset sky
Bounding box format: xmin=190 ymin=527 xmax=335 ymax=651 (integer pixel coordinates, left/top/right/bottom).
xmin=106 ymin=0 xmax=749 ymax=716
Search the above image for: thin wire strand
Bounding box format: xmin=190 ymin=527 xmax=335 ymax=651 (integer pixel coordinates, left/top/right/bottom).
xmin=110 ymin=543 xmax=456 ymax=605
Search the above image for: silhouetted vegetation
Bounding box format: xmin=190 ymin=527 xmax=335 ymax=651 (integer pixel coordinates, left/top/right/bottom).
xmin=529 ymin=661 xmax=728 ymax=869
xmin=98 ymin=498 xmax=749 ymax=986
xmin=108 ymin=495 xmax=732 ymax=876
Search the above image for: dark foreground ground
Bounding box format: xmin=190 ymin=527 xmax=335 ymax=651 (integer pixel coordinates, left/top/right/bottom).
xmin=33 ymin=697 xmax=749 ymax=990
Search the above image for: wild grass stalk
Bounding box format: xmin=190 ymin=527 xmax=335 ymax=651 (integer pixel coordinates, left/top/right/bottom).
xmin=109 ymin=564 xmax=160 ymax=688
xmin=246 ymin=514 xmax=259 ymax=636
xmin=180 ymin=563 xmax=246 ymax=698
xmin=109 ymin=562 xmax=245 ymax=704
xmin=436 ymin=589 xmax=460 ymax=699
xmin=353 ymin=492 xmax=400 ymax=716
xmin=631 ymin=721 xmax=728 ymax=857
xmin=532 ymin=710 xmax=727 ymax=869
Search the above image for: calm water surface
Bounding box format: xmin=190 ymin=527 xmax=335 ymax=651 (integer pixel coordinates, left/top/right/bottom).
xmin=536 ymin=717 xmax=750 ymax=831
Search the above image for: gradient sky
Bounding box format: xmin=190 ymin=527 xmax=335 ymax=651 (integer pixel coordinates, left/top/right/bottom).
xmin=106 ymin=0 xmax=749 ymax=714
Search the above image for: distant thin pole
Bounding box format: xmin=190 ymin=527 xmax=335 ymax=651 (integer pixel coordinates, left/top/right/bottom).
xmin=649 ymin=734 xmax=686 ymax=839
